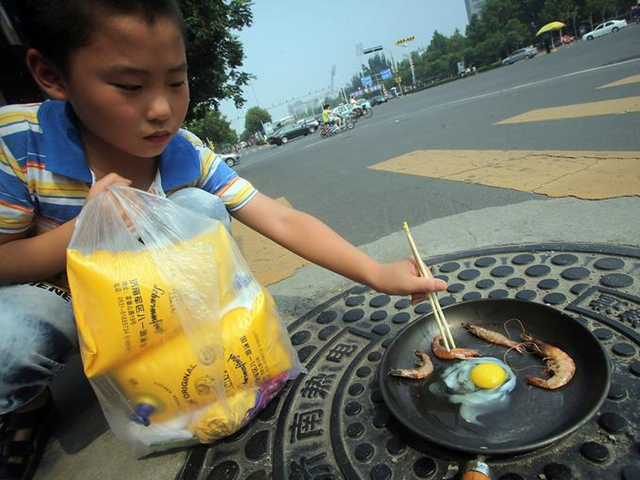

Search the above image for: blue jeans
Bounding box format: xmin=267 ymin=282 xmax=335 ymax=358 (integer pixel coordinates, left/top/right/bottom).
xmin=0 ymin=188 xmax=231 ymax=414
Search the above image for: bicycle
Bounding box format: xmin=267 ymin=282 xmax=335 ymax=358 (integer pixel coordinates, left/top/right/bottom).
xmin=319 ymin=117 xmax=355 ymax=138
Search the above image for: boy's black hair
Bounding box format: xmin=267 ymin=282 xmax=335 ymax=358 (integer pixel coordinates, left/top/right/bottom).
xmin=18 ymin=0 xmax=185 ymax=74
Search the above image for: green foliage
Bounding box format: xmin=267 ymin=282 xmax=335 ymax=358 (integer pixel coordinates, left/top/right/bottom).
xmin=387 ymin=0 xmax=629 ymax=87
xmin=541 ymin=0 xmax=580 ymax=22
xmin=188 ymin=109 xmax=238 ymax=146
xmin=345 ymin=54 xmax=393 ymax=94
xmin=179 ymin=0 xmax=254 ymax=122
xmin=244 ymin=106 xmax=272 ymax=135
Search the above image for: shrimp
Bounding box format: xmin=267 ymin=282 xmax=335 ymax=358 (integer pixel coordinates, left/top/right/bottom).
xmin=520 ymin=333 xmax=576 ymax=389
xmin=389 ymin=350 xmax=434 ymax=380
xmin=431 ymin=334 xmax=481 ymax=360
xmin=462 ymin=323 xmax=526 ymax=353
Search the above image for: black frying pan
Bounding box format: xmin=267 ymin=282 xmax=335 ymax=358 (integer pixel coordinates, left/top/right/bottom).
xmin=379 ymin=299 xmax=610 ymax=455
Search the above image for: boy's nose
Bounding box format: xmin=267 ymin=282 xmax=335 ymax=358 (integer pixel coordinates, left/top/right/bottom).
xmin=147 ymin=95 xmax=171 ymax=122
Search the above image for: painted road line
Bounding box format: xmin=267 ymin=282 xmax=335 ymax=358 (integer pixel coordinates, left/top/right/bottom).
xmin=598 ymin=74 xmax=640 ymax=89
xmin=397 ymin=58 xmax=640 ymax=121
xmin=494 ymin=96 xmax=640 ymax=124
xmin=369 ymin=150 xmax=640 ymax=200
xmin=231 ymin=197 xmax=308 ymax=286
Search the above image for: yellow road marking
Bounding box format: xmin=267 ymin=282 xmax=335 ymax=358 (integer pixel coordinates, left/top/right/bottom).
xmin=494 ymin=96 xmax=640 ymax=124
xmin=598 ymin=74 xmax=640 ymax=89
xmin=231 ymin=197 xmax=308 ymax=286
xmin=370 ymin=150 xmax=640 ymax=199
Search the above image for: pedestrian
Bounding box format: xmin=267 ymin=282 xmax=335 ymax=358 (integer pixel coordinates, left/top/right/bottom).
xmin=0 ymin=1 xmax=447 ymax=477
xmin=544 ymin=33 xmax=552 ymax=54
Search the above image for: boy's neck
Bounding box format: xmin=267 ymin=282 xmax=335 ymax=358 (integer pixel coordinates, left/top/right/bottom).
xmin=78 ymin=124 xmax=159 ymax=190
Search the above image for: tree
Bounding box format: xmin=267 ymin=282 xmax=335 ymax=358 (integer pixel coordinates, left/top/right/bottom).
xmin=179 ymin=0 xmax=254 ymax=122
xmin=541 ymin=0 xmax=580 ymax=37
xmin=361 ymin=53 xmax=393 ymax=77
xmin=244 ymin=106 xmax=272 ymax=135
xmin=188 ymin=110 xmax=238 ymax=147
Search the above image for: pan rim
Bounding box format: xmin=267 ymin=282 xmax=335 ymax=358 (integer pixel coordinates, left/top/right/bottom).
xmin=379 ymin=298 xmax=611 ymax=455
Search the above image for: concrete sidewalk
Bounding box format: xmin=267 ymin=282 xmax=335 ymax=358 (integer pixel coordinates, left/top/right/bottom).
xmin=37 ymin=194 xmax=640 ymax=480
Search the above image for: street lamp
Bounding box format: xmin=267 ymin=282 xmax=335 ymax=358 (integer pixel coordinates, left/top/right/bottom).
xmin=397 ymin=44 xmax=417 ymax=88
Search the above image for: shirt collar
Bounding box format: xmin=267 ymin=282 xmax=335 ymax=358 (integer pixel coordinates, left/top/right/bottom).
xmin=38 ymin=100 xmax=200 ymax=190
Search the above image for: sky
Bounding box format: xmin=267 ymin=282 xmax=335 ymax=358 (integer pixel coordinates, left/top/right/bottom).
xmin=219 ymin=1 xmax=470 ymax=133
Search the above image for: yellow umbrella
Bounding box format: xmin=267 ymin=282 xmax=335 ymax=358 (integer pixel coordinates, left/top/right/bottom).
xmin=536 ymin=21 xmax=566 ymax=36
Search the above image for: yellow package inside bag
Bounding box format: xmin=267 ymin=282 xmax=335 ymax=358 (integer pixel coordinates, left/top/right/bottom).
xmin=108 ymin=289 xmax=296 ymax=425
xmin=67 ymin=222 xmax=236 ymax=378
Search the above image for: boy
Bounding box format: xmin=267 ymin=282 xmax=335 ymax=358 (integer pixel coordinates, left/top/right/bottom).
xmin=0 ymin=1 xmax=445 ymax=477
xmin=321 ymin=103 xmax=343 ymax=129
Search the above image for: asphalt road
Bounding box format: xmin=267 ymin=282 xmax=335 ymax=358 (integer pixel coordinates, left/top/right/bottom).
xmin=236 ymin=25 xmax=640 ymax=248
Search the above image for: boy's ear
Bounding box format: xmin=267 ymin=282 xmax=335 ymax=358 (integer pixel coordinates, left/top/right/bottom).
xmin=25 ymin=49 xmax=69 ymax=101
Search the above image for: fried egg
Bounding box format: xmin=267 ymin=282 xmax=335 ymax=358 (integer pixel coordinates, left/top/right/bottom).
xmin=428 ymin=357 xmax=516 ymax=425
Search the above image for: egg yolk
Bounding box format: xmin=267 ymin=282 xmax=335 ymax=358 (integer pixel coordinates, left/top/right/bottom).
xmin=469 ymin=363 xmax=507 ymax=389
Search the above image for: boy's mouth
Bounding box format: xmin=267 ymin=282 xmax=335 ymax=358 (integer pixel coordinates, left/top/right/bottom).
xmin=144 ymin=131 xmax=171 ymax=144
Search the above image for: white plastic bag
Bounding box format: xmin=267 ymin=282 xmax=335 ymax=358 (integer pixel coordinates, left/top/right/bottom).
xmin=67 ymin=186 xmax=303 ymax=456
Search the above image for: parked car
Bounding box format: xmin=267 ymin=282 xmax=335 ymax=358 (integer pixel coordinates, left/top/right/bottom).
xmin=369 ymin=95 xmax=388 ymax=106
xmin=301 ymin=117 xmax=320 ymax=129
xmin=268 ymin=122 xmax=314 ymax=145
xmin=220 ymin=152 xmax=240 ymax=167
xmin=502 ymin=46 xmax=537 ymax=65
xmin=582 ymin=19 xmax=626 ymax=41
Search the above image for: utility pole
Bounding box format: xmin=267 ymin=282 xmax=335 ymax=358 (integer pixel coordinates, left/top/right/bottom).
xmin=395 ymin=35 xmax=416 ymax=89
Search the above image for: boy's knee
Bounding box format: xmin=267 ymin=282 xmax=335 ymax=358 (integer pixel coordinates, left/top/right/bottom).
xmin=169 ymin=188 xmax=231 ymax=230
xmin=0 ymin=310 xmax=68 ymax=413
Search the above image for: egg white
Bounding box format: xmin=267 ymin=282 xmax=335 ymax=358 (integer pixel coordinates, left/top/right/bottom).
xmin=428 ymin=357 xmax=516 ymax=425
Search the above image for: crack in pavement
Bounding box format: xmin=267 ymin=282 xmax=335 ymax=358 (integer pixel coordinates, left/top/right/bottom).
xmin=528 ymin=153 xmax=640 ymax=161
xmin=533 ymin=158 xmax=602 ymax=191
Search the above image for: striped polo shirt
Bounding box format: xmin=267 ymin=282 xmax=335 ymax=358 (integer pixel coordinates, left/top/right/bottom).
xmin=0 ymin=100 xmax=257 ymax=235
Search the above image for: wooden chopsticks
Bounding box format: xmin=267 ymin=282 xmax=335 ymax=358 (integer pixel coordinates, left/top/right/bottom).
xmin=402 ymin=222 xmax=457 ymax=351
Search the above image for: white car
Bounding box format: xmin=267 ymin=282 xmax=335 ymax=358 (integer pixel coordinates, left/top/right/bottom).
xmin=582 ymin=19 xmax=626 ymax=41
xmin=332 ymin=104 xmax=353 ymax=117
xmin=220 ymin=152 xmax=240 ymax=167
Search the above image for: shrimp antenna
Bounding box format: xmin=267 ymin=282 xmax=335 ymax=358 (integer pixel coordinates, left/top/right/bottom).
xmin=503 ymin=342 xmax=543 ymax=371
xmin=504 ymin=318 xmax=526 ymax=340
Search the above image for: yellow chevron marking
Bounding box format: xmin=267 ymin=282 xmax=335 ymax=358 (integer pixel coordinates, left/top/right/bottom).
xmin=369 ymin=150 xmax=640 ymax=199
xmin=494 ymin=96 xmax=640 ymax=124
xmin=598 ymin=74 xmax=640 ymax=89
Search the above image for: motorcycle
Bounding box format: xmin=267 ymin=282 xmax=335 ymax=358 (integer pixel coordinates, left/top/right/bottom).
xmin=351 ymin=105 xmax=373 ymax=120
xmin=319 ymin=116 xmax=355 ymax=138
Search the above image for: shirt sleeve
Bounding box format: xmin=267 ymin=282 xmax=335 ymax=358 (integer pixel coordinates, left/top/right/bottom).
xmin=0 ymin=139 xmax=34 ymax=234
xmin=195 ymin=145 xmax=257 ymax=212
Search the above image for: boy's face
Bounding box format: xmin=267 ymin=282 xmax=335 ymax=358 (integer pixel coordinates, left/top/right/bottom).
xmin=60 ymin=15 xmax=189 ymax=160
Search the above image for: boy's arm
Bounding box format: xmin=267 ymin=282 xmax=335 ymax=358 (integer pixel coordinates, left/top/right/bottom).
xmin=0 ymin=173 xmax=131 ymax=286
xmin=0 ymin=222 xmax=76 ymax=285
xmin=232 ymin=193 xmax=446 ymax=303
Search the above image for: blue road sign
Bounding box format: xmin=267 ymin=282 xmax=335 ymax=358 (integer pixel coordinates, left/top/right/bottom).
xmin=361 ymin=75 xmax=373 ymax=87
xmin=380 ymin=69 xmax=392 ymax=81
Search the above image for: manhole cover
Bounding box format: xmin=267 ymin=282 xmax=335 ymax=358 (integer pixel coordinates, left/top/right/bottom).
xmin=181 ymin=243 xmax=640 ymax=480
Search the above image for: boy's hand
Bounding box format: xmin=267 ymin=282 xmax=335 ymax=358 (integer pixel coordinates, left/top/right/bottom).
xmin=370 ymin=259 xmax=447 ymax=305
xmin=86 ymin=173 xmax=132 ymax=203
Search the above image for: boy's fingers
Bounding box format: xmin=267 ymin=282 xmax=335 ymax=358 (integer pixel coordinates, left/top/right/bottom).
xmin=430 ymin=278 xmax=447 ymax=291
xmin=411 ymin=292 xmax=427 ymax=305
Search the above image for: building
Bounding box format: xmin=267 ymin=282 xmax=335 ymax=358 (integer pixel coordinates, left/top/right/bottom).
xmin=287 ymin=98 xmax=322 ymax=119
xmin=464 ymin=0 xmax=487 ymax=22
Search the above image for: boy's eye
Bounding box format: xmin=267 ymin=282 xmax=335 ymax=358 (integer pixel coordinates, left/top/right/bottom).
xmin=113 ymin=83 xmax=141 ymax=92
xmin=170 ymin=80 xmax=187 ymax=88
